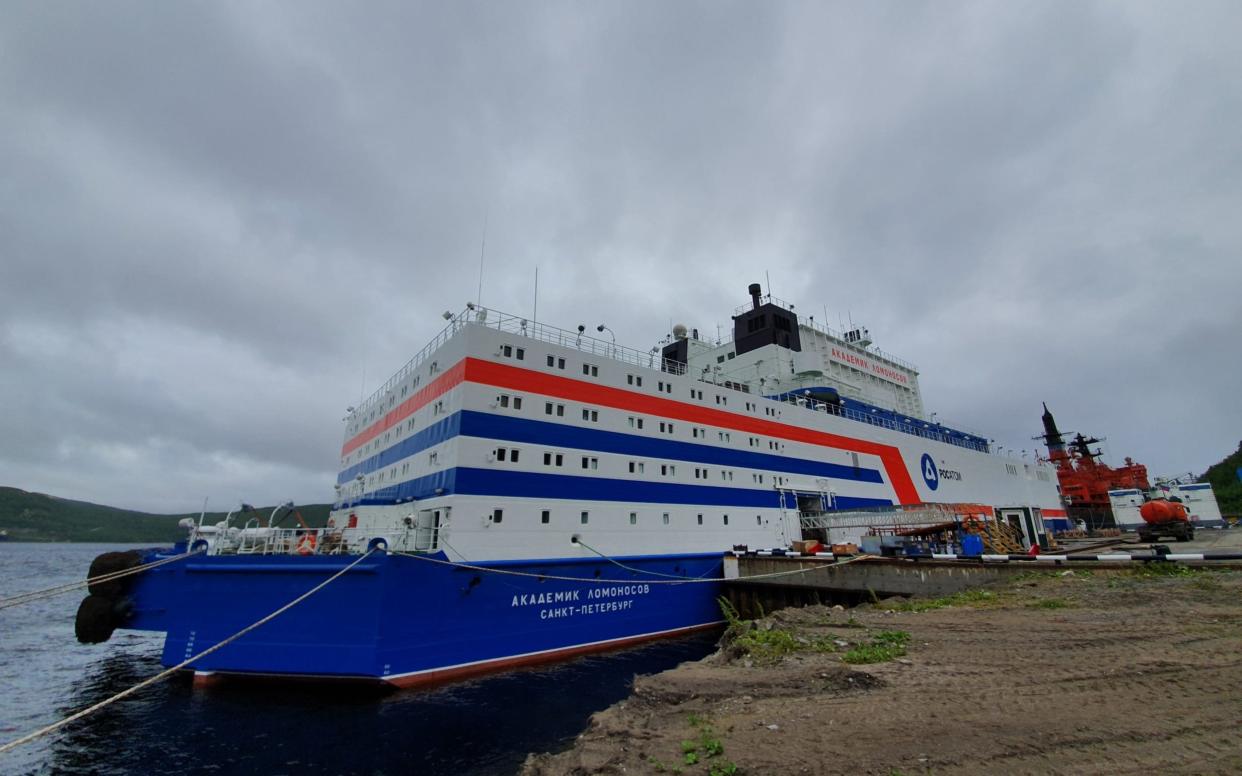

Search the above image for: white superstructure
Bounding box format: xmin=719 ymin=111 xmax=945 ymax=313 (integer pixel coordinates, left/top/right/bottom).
xmin=329 ymin=286 xmax=1065 ymax=562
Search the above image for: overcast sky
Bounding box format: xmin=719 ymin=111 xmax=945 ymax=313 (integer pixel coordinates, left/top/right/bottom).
xmin=2 ymin=1 xmax=1239 ymax=513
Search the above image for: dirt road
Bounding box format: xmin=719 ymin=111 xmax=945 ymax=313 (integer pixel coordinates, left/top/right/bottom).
xmin=524 ymin=567 xmax=1242 ymax=775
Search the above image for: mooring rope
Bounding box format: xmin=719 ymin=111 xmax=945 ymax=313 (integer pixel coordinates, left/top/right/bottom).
xmin=572 ymin=538 xmax=720 ymax=581
xmin=393 ymin=547 xmax=873 ymax=584
xmin=0 ymin=548 xmax=376 ymax=756
xmin=0 ymin=551 xmax=202 ymax=611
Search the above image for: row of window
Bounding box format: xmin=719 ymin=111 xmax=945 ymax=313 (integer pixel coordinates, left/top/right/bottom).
xmin=489 ymin=508 xmax=764 ymax=527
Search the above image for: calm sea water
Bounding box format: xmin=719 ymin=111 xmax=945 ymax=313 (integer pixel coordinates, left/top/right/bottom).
xmin=0 ymin=543 xmax=717 ymax=775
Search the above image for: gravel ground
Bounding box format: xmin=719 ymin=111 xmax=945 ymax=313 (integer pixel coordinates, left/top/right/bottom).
xmin=523 ymin=565 xmax=1242 ymax=775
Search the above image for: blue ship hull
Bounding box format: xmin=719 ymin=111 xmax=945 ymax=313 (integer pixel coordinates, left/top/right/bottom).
xmin=121 ymin=550 xmax=725 ymax=686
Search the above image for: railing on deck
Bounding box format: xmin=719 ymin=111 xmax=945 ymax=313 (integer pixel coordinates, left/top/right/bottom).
xmin=349 ymin=305 xmax=985 ymax=453
xmin=187 ymin=524 xmax=440 ymax=556
xmin=353 ymin=306 xmax=686 ymax=418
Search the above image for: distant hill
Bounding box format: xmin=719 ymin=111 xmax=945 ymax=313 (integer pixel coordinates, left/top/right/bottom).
xmin=0 ymin=487 xmax=332 ymax=543
xmin=1201 ymin=441 xmax=1242 ymax=516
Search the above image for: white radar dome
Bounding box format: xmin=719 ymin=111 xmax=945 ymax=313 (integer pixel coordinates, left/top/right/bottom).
xmin=672 ymin=323 xmax=688 ymax=339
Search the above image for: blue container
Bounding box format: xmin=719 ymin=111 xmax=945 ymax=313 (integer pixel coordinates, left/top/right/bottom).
xmin=961 ymin=534 xmax=984 ymax=556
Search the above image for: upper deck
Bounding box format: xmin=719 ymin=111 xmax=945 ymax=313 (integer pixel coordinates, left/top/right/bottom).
xmin=343 ymin=306 xmax=987 ymax=460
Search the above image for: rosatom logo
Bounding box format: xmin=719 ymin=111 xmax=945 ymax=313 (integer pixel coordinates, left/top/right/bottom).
xmin=920 ymin=453 xmax=939 ymax=491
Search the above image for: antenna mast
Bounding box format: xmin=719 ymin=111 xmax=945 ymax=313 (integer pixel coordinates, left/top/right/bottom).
xmin=476 ymin=209 xmax=488 ymax=308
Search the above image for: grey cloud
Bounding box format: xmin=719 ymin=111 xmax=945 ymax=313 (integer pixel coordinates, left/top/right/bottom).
xmin=1 ymin=1 xmax=1239 ymax=511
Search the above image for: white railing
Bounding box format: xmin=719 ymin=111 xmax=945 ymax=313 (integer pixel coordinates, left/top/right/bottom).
xmin=352 ymin=306 xmax=687 ymax=418
xmin=187 ymin=524 xmax=439 ymax=556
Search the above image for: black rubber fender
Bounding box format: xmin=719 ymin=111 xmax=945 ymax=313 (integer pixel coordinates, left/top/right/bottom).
xmin=87 ymin=550 xmax=144 ymax=597
xmin=75 ymin=594 xmax=120 ymax=644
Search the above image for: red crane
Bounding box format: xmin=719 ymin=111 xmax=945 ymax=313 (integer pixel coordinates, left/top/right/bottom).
xmin=1039 ymin=403 xmax=1150 ymax=529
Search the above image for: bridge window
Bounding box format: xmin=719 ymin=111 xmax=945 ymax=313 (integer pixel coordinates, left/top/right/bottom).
xmin=582 ymin=363 xmax=599 ymax=377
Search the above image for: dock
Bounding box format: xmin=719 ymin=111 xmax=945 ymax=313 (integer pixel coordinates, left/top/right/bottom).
xmin=722 ymin=542 xmax=1242 ymax=617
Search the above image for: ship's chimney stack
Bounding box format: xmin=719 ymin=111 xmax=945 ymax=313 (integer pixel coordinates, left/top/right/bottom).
xmin=748 ymin=283 xmax=762 ymax=310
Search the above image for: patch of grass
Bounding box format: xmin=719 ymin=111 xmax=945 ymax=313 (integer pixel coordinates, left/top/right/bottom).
xmin=843 ymin=630 xmax=911 ymax=664
xmin=1026 ymin=597 xmax=1071 ymax=610
xmin=887 ymin=588 xmax=999 ymax=612
xmin=678 ymin=714 xmax=737 ymax=775
xmin=718 ymin=597 xmax=840 ymax=663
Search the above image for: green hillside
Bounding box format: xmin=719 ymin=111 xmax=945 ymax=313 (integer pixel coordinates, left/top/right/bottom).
xmin=0 ymin=487 xmax=331 ymax=543
xmin=1201 ymin=441 xmax=1242 ymax=517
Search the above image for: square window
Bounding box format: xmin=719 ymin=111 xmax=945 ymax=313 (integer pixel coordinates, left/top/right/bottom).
xmin=629 ymin=512 xmax=637 ymax=525
xmin=697 ymin=514 xmax=704 ymax=525
xmin=511 ymin=449 xmax=519 ymax=463
xmin=497 ymin=448 xmax=507 ymax=462
xmin=544 ymin=452 xmax=552 ymax=465
xmin=516 ymin=348 xmax=525 ymax=360
xmin=502 ymin=345 xmax=512 ymax=357
xmin=499 ymin=395 xmax=509 ymax=408
xmin=555 ymin=454 xmax=563 ymax=466
xmin=662 ymin=513 xmax=670 ymax=525
xmin=513 ymin=397 xmax=522 ymax=410
xmin=580 ymin=511 xmax=589 ymax=525
xmin=547 ymin=354 xmax=555 ymax=367
xmin=541 ymin=510 xmax=550 ymax=524
xmin=723 ymin=514 xmax=729 ymax=525
xmin=558 ymin=357 xmax=566 ymax=369
xmin=492 ymin=508 xmax=503 ymax=523
xmin=556 ymin=404 xmax=565 ymax=417
xmin=545 ymin=402 xmax=554 ymax=415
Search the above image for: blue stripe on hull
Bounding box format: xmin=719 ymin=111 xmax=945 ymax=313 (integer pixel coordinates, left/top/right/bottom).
xmin=337 ymin=411 xmax=885 ymax=486
xmin=344 ymin=466 xmax=894 ymax=510
xmin=122 ymin=552 xmax=727 ymax=682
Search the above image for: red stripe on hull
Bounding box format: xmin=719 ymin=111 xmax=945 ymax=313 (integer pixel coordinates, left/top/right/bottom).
xmin=464 ymin=358 xmax=922 ymax=504
xmin=187 ymin=622 xmax=723 ymax=691
xmin=384 ymin=621 xmax=722 ymax=689
xmin=342 ymin=360 xmax=467 ymax=456
xmin=340 ymin=355 xmax=923 ymax=504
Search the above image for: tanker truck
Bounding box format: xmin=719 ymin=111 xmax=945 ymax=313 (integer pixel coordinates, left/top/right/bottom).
xmin=1137 ymin=498 xmax=1195 ymax=542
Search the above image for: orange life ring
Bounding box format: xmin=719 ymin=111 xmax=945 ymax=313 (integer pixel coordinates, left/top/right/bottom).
xmin=296 ymin=533 xmax=318 ymax=556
